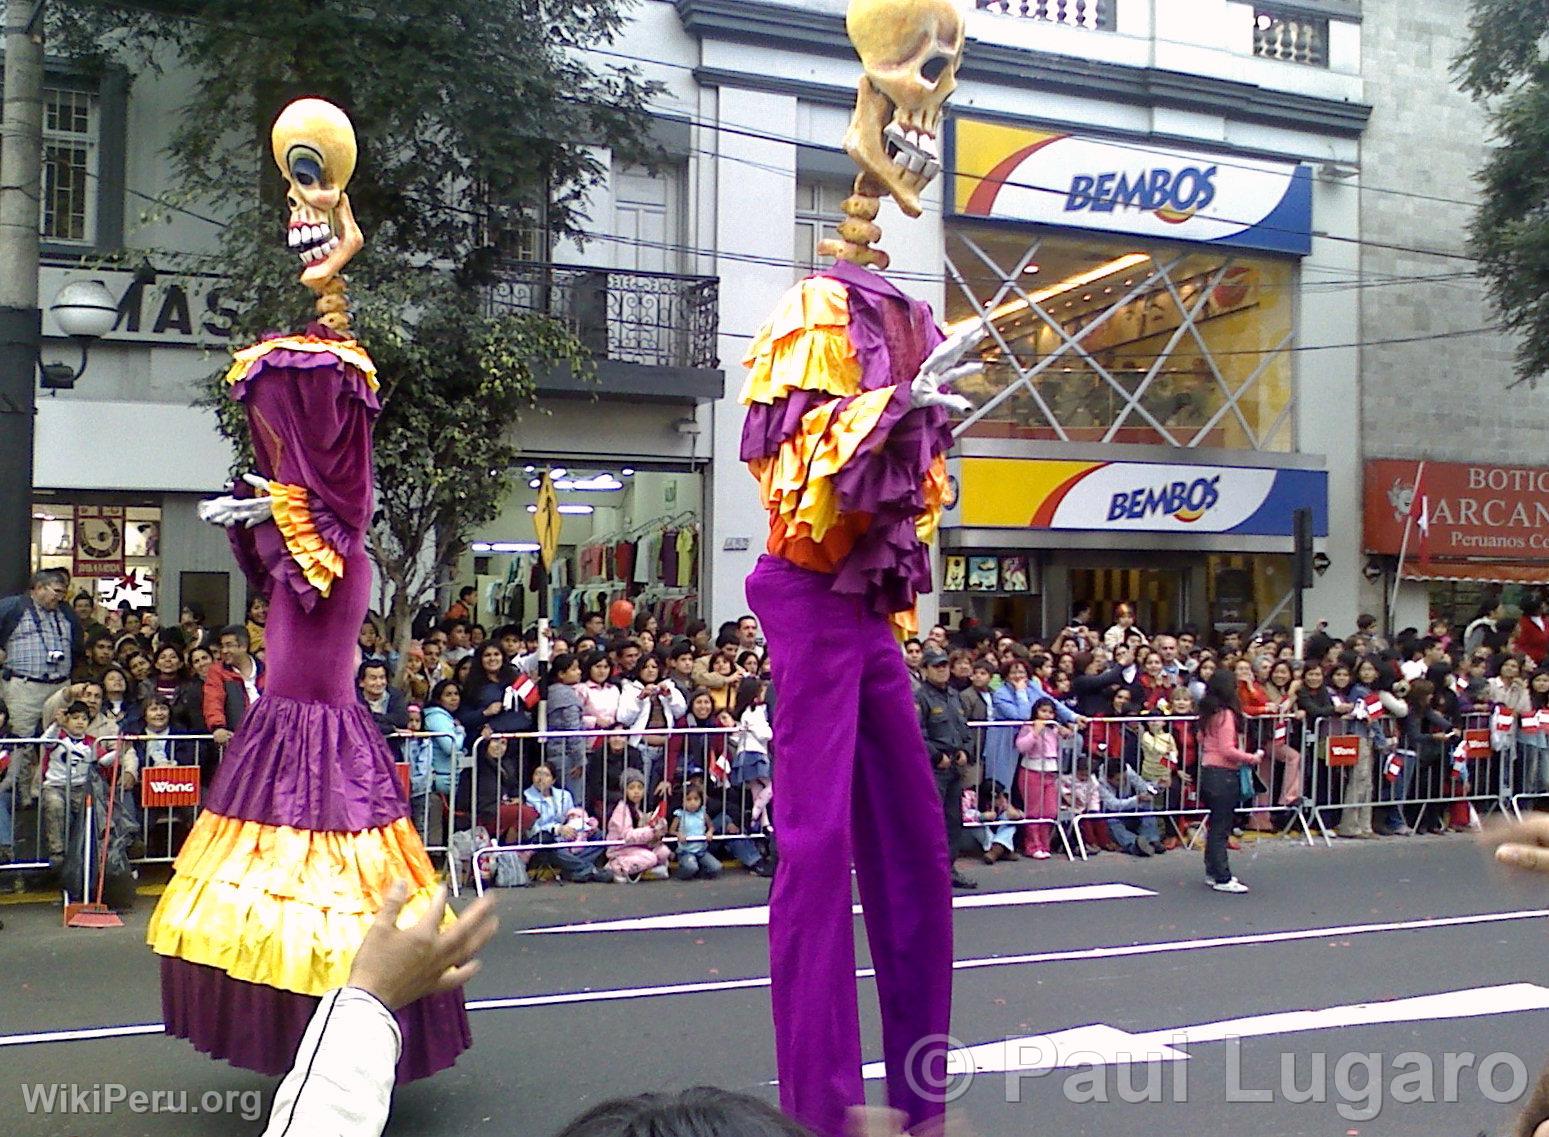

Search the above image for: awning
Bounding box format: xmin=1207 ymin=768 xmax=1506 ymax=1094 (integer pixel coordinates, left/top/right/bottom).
xmin=1399 ymin=561 xmax=1549 ymax=585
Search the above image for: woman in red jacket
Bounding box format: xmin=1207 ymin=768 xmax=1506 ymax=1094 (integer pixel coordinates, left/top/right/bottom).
xmin=1512 ymin=597 xmax=1549 ymax=667
xmin=1198 ymin=670 xmax=1263 ymax=894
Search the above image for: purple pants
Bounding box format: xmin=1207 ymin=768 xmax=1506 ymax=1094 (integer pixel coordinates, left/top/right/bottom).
xmin=747 ymin=555 xmax=953 ymax=1137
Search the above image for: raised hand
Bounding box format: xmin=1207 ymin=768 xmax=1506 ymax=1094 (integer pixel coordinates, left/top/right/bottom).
xmin=198 ymin=473 xmax=275 ymax=529
xmin=910 ymin=319 xmax=991 ymax=415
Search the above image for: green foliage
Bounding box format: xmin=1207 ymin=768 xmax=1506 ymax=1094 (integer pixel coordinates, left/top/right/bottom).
xmin=54 ymin=0 xmax=661 ymax=639
xmin=1456 ymin=0 xmax=1549 ymax=384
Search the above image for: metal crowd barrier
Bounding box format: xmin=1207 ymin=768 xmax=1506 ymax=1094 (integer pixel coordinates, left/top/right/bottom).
xmin=1 ymin=736 xmax=67 ymax=874
xmin=1304 ymin=709 xmax=1496 ymax=840
xmin=459 ymin=723 xmax=768 ymax=896
xmin=966 ymin=712 xmax=1312 ymax=860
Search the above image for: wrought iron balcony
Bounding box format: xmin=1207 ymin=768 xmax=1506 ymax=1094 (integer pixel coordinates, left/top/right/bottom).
xmin=484 ymin=260 xmax=720 ymax=372
xmin=974 ymin=0 xmax=1115 ymax=30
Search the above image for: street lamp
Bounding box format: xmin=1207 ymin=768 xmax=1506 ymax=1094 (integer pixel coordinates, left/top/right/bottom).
xmin=39 ymin=279 xmax=117 ymax=389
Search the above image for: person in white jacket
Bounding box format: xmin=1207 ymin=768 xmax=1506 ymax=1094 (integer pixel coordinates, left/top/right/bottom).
xmin=617 ymin=654 xmax=687 ymax=790
xmin=258 ymin=881 xmax=498 ymax=1137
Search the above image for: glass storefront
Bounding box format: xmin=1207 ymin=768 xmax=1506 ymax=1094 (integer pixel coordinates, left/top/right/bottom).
xmin=31 ymin=498 xmax=163 ymax=612
xmin=944 ymin=226 xmax=1296 ymax=452
xmin=459 ymin=465 xmax=705 ymax=634
xmin=940 ymin=550 xmax=1295 ymax=643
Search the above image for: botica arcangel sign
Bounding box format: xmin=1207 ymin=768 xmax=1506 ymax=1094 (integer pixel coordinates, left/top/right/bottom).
xmin=950 ymin=119 xmax=1313 ymax=256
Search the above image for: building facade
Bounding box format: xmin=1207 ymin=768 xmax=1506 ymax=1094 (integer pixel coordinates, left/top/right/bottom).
xmin=668 ymin=0 xmax=1367 ymax=638
xmin=40 ymin=0 xmax=1533 ymax=645
xmin=1357 ymin=0 xmax=1549 ymax=634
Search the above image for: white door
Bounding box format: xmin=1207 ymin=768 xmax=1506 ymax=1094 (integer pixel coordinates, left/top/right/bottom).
xmin=612 ymin=166 xmax=686 ymax=366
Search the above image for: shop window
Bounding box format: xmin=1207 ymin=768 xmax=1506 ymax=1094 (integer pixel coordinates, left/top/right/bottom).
xmin=31 ymin=501 xmax=162 ymax=611
xmin=794 ymin=178 xmax=855 ymax=282
xmin=944 ymin=227 xmax=1296 ymax=452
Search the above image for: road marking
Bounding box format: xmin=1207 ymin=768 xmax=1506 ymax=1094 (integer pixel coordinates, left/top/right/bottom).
xmin=5 ymin=908 xmax=1545 ymax=1049
xmin=515 ymin=883 xmax=1156 ymax=934
xmin=861 ymin=983 xmax=1549 ymax=1078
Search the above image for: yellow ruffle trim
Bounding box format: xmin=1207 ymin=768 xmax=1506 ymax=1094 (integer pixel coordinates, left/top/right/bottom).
xmin=224 ymin=335 xmax=379 ymax=391
xmin=147 ymin=811 xmax=449 ymax=998
xmin=266 ymin=481 xmax=345 ymax=597
xmin=739 ymin=277 xmax=862 ymax=406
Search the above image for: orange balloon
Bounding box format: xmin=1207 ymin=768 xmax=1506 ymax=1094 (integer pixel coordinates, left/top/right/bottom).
xmin=609 ymin=599 xmax=635 ymax=629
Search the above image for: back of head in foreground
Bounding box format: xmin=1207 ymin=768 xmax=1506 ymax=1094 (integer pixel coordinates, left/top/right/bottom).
xmin=556 ymin=1087 xmax=816 ymax=1137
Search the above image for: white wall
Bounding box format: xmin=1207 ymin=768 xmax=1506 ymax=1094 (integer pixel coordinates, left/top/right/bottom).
xmin=706 ymin=86 xmax=799 ymax=625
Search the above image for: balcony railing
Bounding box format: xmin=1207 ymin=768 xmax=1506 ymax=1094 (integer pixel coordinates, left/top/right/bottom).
xmin=1252 ymin=6 xmax=1329 ymax=67
xmin=975 ymin=0 xmax=1115 ymax=30
xmin=484 ymin=261 xmax=720 ymax=371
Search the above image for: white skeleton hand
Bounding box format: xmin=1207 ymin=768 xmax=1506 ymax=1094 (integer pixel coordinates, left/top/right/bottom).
xmin=910 ymin=320 xmax=990 ymax=415
xmin=198 ymin=473 xmax=275 ymax=529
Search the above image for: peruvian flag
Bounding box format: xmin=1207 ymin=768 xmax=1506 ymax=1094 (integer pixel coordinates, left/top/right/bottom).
xmin=1522 ymin=710 xmax=1545 ymax=736
xmin=1407 ymin=463 xmax=1430 ymax=569
xmin=709 ymin=749 xmax=732 ymax=787
xmin=1273 ymin=720 xmax=1288 ymax=744
xmin=650 ymin=796 xmax=670 ymax=826
xmin=1352 ymin=692 xmax=1384 ymax=721
xmin=1452 ymin=674 xmax=1470 ymax=696
xmin=1493 ymin=706 xmax=1516 ymax=734
xmin=1384 ymin=750 xmax=1406 ymax=783
xmin=1451 ymin=739 xmax=1470 ymax=783
xmin=504 ymin=672 xmax=540 ymax=712
xmin=1540 ymin=708 xmax=1549 ymax=731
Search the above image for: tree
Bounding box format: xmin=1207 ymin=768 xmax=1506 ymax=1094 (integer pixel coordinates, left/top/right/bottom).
xmin=52 ymin=0 xmax=660 ymax=655
xmin=1455 ymin=0 xmax=1549 ymax=385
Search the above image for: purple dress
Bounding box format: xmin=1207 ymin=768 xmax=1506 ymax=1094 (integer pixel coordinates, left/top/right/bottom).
xmin=146 ymin=324 xmax=471 ymax=1081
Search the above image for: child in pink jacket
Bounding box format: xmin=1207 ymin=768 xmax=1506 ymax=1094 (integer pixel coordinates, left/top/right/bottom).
xmin=1015 ymin=698 xmax=1065 ymax=859
xmin=606 ymin=767 xmax=670 ymax=883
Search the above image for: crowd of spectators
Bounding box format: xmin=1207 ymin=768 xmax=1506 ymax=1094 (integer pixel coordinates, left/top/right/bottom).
xmin=907 ymin=596 xmax=1549 ymax=892
xmin=6 ymin=567 xmax=1548 ymax=894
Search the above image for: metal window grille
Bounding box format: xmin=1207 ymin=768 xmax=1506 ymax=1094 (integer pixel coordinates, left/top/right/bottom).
xmin=41 ymin=88 xmax=98 ymax=243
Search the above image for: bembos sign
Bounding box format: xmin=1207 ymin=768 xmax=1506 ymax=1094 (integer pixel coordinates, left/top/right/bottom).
xmin=1364 ymin=460 xmax=1549 ymax=561
xmin=949 ymin=119 xmax=1313 ymax=256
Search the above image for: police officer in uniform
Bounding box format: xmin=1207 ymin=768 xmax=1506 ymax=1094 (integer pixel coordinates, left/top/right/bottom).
xmin=915 ymin=646 xmax=977 ymax=890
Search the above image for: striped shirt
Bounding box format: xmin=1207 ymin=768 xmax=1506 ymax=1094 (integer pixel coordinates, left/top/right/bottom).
xmin=4 ymin=600 xmax=70 ymax=682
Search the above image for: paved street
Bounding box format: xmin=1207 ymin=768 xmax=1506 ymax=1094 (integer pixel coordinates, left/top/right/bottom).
xmin=2 ymin=834 xmax=1545 ymax=1136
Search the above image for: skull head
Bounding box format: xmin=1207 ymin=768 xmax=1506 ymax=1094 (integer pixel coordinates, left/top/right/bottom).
xmin=270 ymin=98 xmax=364 ymax=290
xmin=844 ymin=0 xmax=966 ymax=218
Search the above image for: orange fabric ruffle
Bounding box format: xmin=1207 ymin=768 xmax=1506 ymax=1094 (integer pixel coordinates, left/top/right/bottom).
xmin=266 ymin=480 xmax=345 ymax=597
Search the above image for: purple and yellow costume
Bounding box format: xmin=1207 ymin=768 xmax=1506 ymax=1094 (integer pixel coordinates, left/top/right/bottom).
xmin=742 ymin=260 xmax=955 ymax=1137
xmin=146 ymin=326 xmax=471 ymax=1081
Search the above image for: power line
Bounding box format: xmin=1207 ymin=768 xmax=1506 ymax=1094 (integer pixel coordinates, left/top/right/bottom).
xmin=588 ymin=39 xmax=1482 ymax=216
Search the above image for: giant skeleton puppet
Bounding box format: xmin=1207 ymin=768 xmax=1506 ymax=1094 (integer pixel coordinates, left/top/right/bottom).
xmin=740 ymin=3 xmax=985 ymax=1135
xmin=147 ymin=99 xmax=472 ymax=1080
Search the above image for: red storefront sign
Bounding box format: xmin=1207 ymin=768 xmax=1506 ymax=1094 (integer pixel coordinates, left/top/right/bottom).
xmin=1326 ymin=736 xmax=1360 ymax=767
xmin=141 ymin=766 xmax=201 ymax=808
xmin=1365 ymin=460 xmax=1549 ymax=562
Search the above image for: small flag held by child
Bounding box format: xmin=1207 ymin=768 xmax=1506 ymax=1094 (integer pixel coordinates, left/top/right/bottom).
xmin=504 ymin=673 xmax=540 ymax=712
